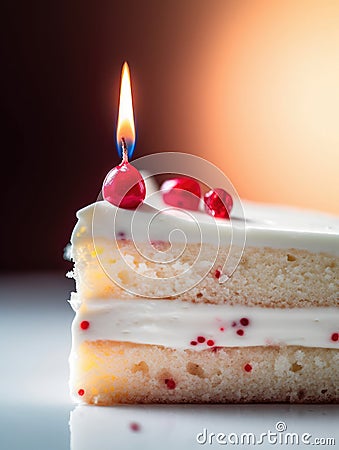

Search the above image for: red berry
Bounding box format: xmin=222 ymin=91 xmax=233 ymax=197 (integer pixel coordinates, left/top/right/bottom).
xmin=102 ymin=161 xmax=146 ymax=209
xmin=190 ymin=340 xmax=198 ymax=346
xmin=197 ymin=336 xmax=205 ymax=343
xmin=204 ymin=188 xmax=233 ymax=219
xmin=220 ymin=327 xmax=225 ymax=332
xmin=165 ymin=378 xmax=176 ymax=389
xmin=240 ymin=318 xmax=250 ymax=326
xmin=80 ymin=320 xmax=90 ymax=330
xmin=244 ymin=363 xmax=252 ymax=372
xmin=161 ymin=177 xmax=201 ymax=210
xmin=331 ymin=332 xmax=339 ymax=342
xmin=78 ymin=389 xmax=85 ymax=396
xmin=236 ymin=329 xmax=244 ymax=336
xmin=207 ymin=339 xmax=215 ymax=346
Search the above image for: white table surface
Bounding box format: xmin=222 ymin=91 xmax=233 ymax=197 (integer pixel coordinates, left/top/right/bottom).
xmin=1 ymin=272 xmax=338 ymax=450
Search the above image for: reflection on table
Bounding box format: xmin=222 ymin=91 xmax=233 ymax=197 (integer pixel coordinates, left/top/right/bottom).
xmin=70 ymin=403 xmax=339 ymax=450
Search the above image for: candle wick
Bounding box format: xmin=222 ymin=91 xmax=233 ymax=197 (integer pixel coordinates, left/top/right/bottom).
xmin=121 ymin=137 xmax=128 ymax=162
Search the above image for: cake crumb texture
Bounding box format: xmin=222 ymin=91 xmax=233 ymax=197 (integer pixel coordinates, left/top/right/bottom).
xmin=70 ymin=341 xmax=339 ymax=404
xmin=72 ymin=239 xmax=339 ymax=307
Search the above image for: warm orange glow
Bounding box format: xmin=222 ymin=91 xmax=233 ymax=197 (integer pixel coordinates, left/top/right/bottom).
xmin=173 ymin=0 xmax=339 ymax=215
xmin=116 ymin=62 xmax=135 ymax=157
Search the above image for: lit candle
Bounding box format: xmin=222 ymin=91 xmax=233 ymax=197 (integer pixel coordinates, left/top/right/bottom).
xmin=102 ymin=62 xmax=146 ymax=209
xmin=116 ymin=62 xmax=136 ymax=159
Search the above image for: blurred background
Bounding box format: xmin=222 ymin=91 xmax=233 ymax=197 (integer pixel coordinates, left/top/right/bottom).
xmin=2 ymin=0 xmax=339 ymax=271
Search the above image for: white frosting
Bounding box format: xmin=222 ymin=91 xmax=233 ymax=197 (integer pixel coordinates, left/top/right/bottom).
xmin=71 ymin=298 xmax=339 ymax=349
xmin=71 ymin=195 xmax=339 ymax=256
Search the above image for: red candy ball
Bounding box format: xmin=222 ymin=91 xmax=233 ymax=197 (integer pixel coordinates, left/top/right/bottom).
xmin=102 ymin=161 xmax=146 ymax=209
xmin=161 ymin=177 xmax=201 ymax=210
xmin=204 ymin=188 xmax=233 ymax=219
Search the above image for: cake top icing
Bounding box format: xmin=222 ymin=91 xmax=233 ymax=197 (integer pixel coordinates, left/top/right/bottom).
xmin=71 ymin=192 xmax=339 ymax=256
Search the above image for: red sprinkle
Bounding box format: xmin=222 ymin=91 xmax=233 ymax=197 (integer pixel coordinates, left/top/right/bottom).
xmin=244 ymin=363 xmax=252 ymax=372
xmin=220 ymin=327 xmax=225 ymax=332
xmin=207 ymin=339 xmax=215 ymax=346
xmin=240 ymin=317 xmax=250 ymax=326
xmin=80 ymin=321 xmax=90 ymax=330
xmin=211 ymin=346 xmax=222 ymax=353
xmin=231 ymin=321 xmax=237 ymax=327
xmin=117 ymin=231 xmax=126 ymax=240
xmin=197 ymin=336 xmax=206 ymax=343
xmin=190 ymin=340 xmax=197 ymax=346
xmin=165 ymin=378 xmax=176 ymax=389
xmin=236 ymin=329 xmax=244 ymax=336
xmin=331 ymin=332 xmax=339 ymax=342
xmin=214 ymin=269 xmax=221 ymax=279
xmin=130 ymin=422 xmax=141 ymax=432
xmin=78 ymin=389 xmax=85 ymax=396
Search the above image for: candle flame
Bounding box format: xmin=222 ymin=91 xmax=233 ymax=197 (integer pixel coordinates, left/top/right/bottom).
xmin=116 ymin=62 xmax=135 ymax=159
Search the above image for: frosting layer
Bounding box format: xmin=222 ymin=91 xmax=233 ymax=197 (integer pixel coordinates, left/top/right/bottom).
xmin=71 ymin=297 xmax=339 ymax=349
xmin=71 ymin=197 xmax=339 ymax=256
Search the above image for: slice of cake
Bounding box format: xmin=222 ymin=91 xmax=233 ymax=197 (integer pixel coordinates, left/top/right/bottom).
xmin=68 ymin=181 xmax=339 ymax=404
